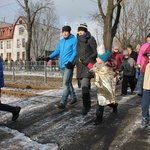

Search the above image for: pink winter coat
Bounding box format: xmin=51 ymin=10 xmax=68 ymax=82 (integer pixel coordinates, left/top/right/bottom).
xmin=137 ymin=43 xmax=150 ymax=72
xmin=137 ymin=44 xmax=150 ymax=72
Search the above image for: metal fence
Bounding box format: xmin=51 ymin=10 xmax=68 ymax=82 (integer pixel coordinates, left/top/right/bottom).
xmin=3 ymin=61 xmax=61 ymax=83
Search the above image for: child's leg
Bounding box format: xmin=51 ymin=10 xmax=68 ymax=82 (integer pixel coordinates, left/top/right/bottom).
xmin=93 ymin=104 xmax=104 ymax=125
xmin=141 ymin=90 xmax=150 ymax=128
xmin=121 ymin=75 xmax=128 ymax=95
xmin=96 ymin=104 xmax=104 ymax=118
xmin=142 ymin=90 xmax=150 ymax=119
xmin=129 ymin=76 xmax=136 ymax=92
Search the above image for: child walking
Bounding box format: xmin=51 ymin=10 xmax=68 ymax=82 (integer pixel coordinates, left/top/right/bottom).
xmin=90 ymin=45 xmax=118 ymax=125
xmin=120 ymin=50 xmax=136 ymax=95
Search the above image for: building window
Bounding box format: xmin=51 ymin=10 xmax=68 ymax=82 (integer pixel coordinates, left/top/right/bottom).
xmin=17 ymin=52 xmax=20 ymax=60
xmin=17 ymin=39 xmax=20 ymax=48
xmin=19 ymin=20 xmax=22 ymax=24
xmin=22 ymin=52 xmax=25 ymax=60
xmin=19 ymin=27 xmax=24 ymax=35
xmin=0 ymin=29 xmax=4 ymax=36
xmin=0 ymin=41 xmax=3 ymax=49
xmin=7 ymin=52 xmax=11 ymax=60
xmin=22 ymin=38 xmax=26 ymax=47
xmin=7 ymin=41 xmax=11 ymax=49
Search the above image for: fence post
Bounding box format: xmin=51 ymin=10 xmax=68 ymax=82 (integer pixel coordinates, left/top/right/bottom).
xmin=44 ymin=61 xmax=47 ymax=83
xmin=12 ymin=62 xmax=15 ymax=81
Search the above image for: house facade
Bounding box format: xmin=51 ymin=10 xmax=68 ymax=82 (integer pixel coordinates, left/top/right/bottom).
xmin=0 ymin=16 xmax=60 ymax=62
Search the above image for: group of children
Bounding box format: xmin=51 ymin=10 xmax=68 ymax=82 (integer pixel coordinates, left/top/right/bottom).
xmin=91 ymin=41 xmax=150 ymax=128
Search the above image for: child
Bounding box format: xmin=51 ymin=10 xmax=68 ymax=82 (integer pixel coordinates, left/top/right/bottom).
xmin=0 ymin=57 xmax=21 ymax=121
xmin=90 ymin=45 xmax=118 ymax=125
xmin=141 ymin=53 xmax=150 ymax=128
xmin=120 ymin=50 xmax=136 ymax=95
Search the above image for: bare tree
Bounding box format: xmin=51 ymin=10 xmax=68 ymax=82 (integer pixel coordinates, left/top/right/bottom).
xmin=32 ymin=7 xmax=59 ymax=59
xmin=16 ymin=0 xmax=56 ymax=70
xmin=114 ymin=0 xmax=150 ymax=50
xmin=92 ymin=0 xmax=123 ymax=50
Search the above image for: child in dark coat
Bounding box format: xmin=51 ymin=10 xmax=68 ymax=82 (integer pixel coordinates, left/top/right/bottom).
xmin=120 ymin=50 xmax=136 ymax=95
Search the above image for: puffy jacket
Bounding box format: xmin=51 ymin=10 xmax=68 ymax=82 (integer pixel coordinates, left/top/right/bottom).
xmin=76 ymin=31 xmax=97 ymax=78
xmin=120 ymin=57 xmax=135 ymax=76
xmin=137 ymin=43 xmax=150 ymax=72
xmin=110 ymin=51 xmax=123 ymax=72
xmin=0 ymin=57 xmax=4 ymax=88
xmin=49 ymin=34 xmax=77 ymax=69
xmin=140 ymin=45 xmax=150 ymax=73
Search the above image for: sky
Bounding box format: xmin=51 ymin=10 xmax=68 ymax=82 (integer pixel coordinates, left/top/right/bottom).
xmin=0 ymin=0 xmax=103 ymax=43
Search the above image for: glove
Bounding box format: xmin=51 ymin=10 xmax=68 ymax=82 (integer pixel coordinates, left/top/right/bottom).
xmin=65 ymin=62 xmax=73 ymax=69
xmin=46 ymin=57 xmax=51 ymax=62
xmin=87 ymin=62 xmax=93 ymax=69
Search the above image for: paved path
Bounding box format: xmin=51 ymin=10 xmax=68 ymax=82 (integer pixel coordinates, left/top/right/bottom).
xmin=0 ymin=86 xmax=150 ymax=150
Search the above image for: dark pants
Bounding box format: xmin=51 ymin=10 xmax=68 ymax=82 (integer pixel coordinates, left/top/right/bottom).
xmin=137 ymin=71 xmax=144 ymax=95
xmin=142 ymin=90 xmax=150 ymax=118
xmin=122 ymin=75 xmax=135 ymax=95
xmin=80 ymin=78 xmax=91 ymax=109
xmin=96 ymin=103 xmax=116 ymax=118
xmin=0 ymin=103 xmax=15 ymax=113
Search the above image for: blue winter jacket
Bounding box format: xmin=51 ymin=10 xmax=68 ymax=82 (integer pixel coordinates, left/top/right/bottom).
xmin=48 ymin=34 xmax=77 ymax=69
xmin=0 ymin=57 xmax=4 ymax=88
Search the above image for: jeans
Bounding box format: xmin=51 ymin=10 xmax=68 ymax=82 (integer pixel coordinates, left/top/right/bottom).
xmin=60 ymin=67 xmax=76 ymax=105
xmin=142 ymin=90 xmax=150 ymax=119
xmin=137 ymin=71 xmax=144 ymax=95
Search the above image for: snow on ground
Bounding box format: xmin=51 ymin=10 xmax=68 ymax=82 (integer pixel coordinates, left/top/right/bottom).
xmin=0 ymin=126 xmax=58 ymax=150
xmin=1 ymin=71 xmax=149 ymax=149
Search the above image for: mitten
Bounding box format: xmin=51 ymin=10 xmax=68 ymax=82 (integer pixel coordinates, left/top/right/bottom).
xmin=87 ymin=62 xmax=93 ymax=69
xmin=65 ymin=62 xmax=73 ymax=69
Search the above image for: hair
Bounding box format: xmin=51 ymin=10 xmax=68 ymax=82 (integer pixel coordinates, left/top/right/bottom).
xmin=127 ymin=44 xmax=133 ymax=50
xmin=147 ymin=34 xmax=150 ymax=38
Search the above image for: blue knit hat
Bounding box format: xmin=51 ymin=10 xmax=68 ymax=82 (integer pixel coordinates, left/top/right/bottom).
xmin=98 ymin=51 xmax=110 ymax=62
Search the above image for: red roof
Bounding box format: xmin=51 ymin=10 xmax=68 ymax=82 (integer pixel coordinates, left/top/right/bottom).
xmin=0 ymin=25 xmax=14 ymax=40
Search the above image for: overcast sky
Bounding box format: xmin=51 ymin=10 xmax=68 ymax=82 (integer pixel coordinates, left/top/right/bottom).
xmin=0 ymin=0 xmax=102 ymax=43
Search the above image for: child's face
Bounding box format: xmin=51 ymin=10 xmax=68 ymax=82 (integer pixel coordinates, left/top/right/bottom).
xmin=147 ymin=37 xmax=150 ymax=43
xmin=96 ymin=58 xmax=104 ymax=64
xmin=124 ymin=55 xmax=129 ymax=59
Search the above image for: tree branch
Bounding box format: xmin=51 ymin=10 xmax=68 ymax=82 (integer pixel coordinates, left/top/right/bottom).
xmin=97 ymin=0 xmax=105 ymax=19
xmin=113 ymin=0 xmax=122 ymax=9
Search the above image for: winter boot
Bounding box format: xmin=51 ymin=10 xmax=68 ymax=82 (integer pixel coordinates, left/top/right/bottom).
xmin=108 ymin=103 xmax=118 ymax=113
xmin=82 ymin=93 xmax=90 ymax=115
xmin=0 ymin=103 xmax=21 ymax=121
xmin=93 ymin=117 xmax=103 ymax=125
xmin=12 ymin=107 xmax=21 ymax=121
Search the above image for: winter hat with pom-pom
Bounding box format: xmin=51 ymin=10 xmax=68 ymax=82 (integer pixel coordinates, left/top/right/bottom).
xmin=62 ymin=22 xmax=71 ymax=33
xmin=97 ymin=44 xmax=105 ymax=55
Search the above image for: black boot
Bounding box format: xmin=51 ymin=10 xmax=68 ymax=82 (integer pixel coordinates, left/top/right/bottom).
xmin=0 ymin=103 xmax=21 ymax=121
xmin=93 ymin=117 xmax=103 ymax=125
xmin=108 ymin=103 xmax=118 ymax=113
xmin=94 ymin=104 xmax=104 ymax=125
xmin=12 ymin=107 xmax=21 ymax=121
xmin=82 ymin=93 xmax=90 ymax=115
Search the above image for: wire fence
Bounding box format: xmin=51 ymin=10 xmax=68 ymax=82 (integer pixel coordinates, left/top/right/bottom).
xmin=3 ymin=61 xmax=77 ymax=84
xmin=3 ymin=61 xmax=60 ymax=83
